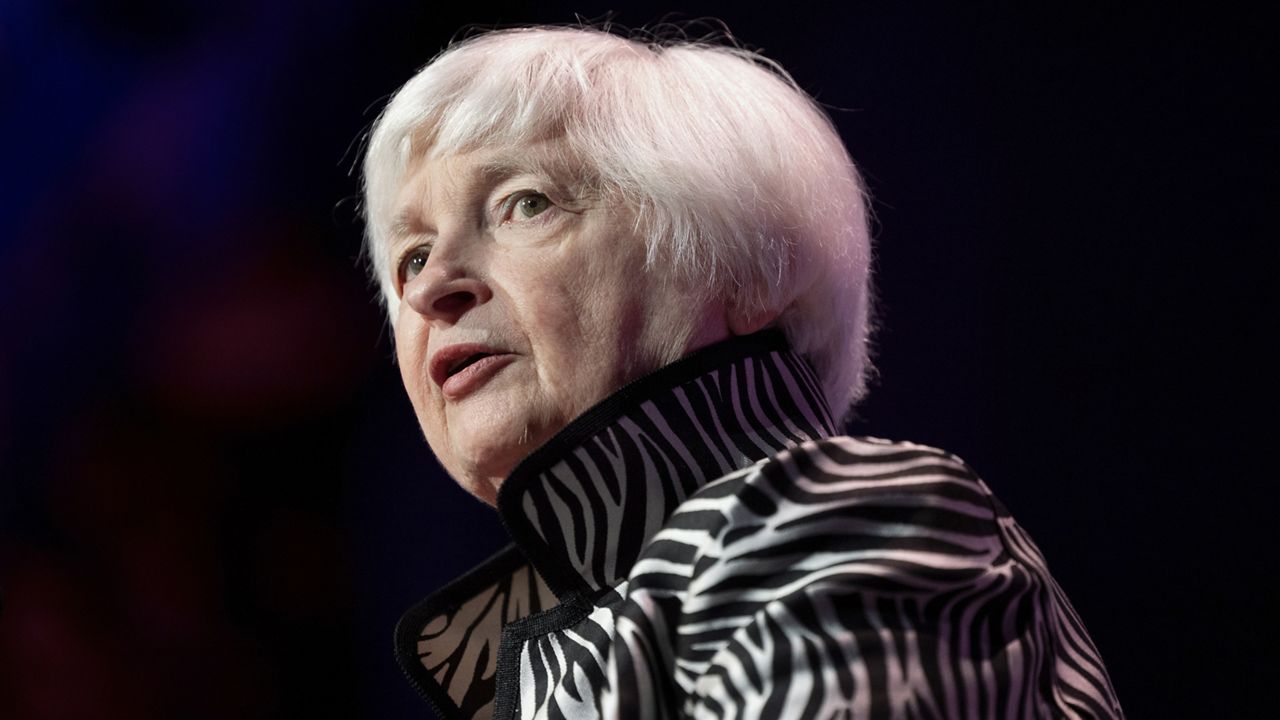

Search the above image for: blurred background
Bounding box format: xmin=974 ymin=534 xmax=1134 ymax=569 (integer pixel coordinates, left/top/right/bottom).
xmin=0 ymin=2 xmax=1272 ymax=718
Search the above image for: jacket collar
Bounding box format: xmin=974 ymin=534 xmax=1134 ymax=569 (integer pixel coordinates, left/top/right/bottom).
xmin=394 ymin=330 xmax=838 ymax=720
xmin=495 ymin=328 xmax=839 ymax=600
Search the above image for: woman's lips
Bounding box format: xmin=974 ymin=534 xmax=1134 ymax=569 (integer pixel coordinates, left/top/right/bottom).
xmin=430 ymin=343 xmax=505 ymax=386
xmin=440 ymin=353 xmax=515 ymax=400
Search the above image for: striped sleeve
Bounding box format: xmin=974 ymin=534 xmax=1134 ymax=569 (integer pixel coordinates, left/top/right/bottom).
xmin=605 ymin=437 xmax=1123 ymax=719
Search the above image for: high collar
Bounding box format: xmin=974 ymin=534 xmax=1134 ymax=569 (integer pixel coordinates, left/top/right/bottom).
xmin=394 ymin=330 xmax=839 ymax=720
xmin=494 ymin=329 xmax=839 ymax=601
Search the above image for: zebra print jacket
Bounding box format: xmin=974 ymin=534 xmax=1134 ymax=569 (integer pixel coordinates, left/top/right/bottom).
xmin=395 ymin=331 xmax=1123 ymax=719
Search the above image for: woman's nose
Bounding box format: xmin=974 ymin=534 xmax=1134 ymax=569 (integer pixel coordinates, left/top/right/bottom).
xmin=401 ymin=259 xmax=492 ymax=325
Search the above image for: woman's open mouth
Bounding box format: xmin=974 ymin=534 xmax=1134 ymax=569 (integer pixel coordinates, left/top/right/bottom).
xmin=431 ymin=344 xmax=516 ymax=400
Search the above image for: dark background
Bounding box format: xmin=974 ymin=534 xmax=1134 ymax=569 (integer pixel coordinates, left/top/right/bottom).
xmin=0 ymin=2 xmax=1272 ymax=718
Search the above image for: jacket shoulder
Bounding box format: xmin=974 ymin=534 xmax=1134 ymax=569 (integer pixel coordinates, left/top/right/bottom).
xmin=683 ymin=436 xmax=1003 ymax=548
xmin=623 ymin=437 xmax=1125 ymax=719
xmin=692 ymin=435 xmax=987 ymax=501
xmin=644 ymin=435 xmax=1013 ymax=599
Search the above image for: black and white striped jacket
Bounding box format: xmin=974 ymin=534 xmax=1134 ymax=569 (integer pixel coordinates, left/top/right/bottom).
xmin=395 ymin=331 xmax=1123 ymax=719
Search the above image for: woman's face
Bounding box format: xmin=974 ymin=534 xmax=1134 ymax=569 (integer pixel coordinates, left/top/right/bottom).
xmin=388 ymin=142 xmax=728 ymax=504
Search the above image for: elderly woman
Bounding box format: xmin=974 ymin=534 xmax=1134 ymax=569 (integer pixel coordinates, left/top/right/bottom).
xmin=362 ymin=26 xmax=1122 ymax=720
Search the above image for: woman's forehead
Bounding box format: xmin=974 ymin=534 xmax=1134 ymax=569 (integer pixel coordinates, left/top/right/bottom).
xmin=413 ymin=134 xmax=577 ymax=176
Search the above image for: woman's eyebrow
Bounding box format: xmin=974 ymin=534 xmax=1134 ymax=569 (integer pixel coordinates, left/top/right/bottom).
xmin=386 ymin=154 xmax=570 ymax=249
xmin=473 ymin=156 xmax=558 ymax=187
xmin=387 ymin=164 xmax=519 ymax=237
xmin=387 ymin=209 xmax=425 ymax=248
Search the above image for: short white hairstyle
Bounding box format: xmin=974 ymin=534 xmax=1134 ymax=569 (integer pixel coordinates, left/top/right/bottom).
xmin=362 ymin=26 xmax=875 ymax=417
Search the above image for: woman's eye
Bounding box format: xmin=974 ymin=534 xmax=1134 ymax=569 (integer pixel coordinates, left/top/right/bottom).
xmin=512 ymin=193 xmax=552 ymax=220
xmin=398 ymin=247 xmax=430 ymax=288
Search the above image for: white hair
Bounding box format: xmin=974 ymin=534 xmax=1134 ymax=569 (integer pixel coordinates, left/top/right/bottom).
xmin=362 ymin=26 xmax=875 ymax=417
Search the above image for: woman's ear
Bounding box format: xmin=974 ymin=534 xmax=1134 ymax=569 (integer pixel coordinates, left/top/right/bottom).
xmin=727 ymin=305 xmax=780 ymax=335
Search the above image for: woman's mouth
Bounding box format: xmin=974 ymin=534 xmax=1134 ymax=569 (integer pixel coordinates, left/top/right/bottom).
xmin=430 ymin=344 xmax=516 ymax=400
xmin=441 ymin=353 xmax=514 ymax=399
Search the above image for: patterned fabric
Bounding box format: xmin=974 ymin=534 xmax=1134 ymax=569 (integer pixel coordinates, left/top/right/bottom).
xmin=394 ymin=331 xmax=1123 ymax=719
